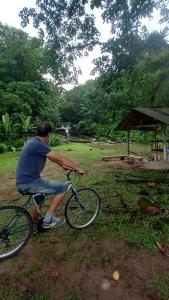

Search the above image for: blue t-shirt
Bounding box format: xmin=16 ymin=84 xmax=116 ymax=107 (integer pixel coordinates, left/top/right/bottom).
xmin=16 ymin=137 xmax=51 ymax=186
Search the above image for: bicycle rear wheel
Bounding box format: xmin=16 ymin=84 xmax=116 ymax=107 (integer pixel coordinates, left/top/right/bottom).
xmin=65 ymin=188 xmax=100 ymax=229
xmin=0 ymin=206 xmax=33 ymax=261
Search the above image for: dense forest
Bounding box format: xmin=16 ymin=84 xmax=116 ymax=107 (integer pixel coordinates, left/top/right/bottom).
xmin=0 ymin=0 xmax=169 ymax=149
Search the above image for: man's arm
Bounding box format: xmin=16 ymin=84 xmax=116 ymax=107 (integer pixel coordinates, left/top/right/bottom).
xmin=47 ymin=151 xmax=84 ymax=174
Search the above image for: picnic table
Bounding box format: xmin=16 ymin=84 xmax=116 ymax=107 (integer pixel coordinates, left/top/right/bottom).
xmin=125 ymin=155 xmax=143 ymax=165
xmin=102 ymin=155 xmax=126 ymax=161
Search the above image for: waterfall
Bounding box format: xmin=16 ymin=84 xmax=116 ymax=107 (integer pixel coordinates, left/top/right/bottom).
xmin=61 ymin=124 xmax=72 ymax=136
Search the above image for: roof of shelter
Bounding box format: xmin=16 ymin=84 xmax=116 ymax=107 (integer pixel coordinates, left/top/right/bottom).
xmin=114 ymin=107 xmax=169 ymax=131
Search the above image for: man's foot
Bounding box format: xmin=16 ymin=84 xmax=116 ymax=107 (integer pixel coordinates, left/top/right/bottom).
xmin=42 ymin=216 xmax=66 ymax=229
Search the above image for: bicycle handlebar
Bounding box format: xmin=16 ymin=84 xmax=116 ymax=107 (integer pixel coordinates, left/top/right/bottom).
xmin=65 ymin=169 xmax=86 ymax=181
xmin=66 ymin=169 xmax=73 ymax=181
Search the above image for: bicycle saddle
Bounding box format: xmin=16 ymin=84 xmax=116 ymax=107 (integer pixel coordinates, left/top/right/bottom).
xmin=18 ymin=190 xmax=46 ymax=197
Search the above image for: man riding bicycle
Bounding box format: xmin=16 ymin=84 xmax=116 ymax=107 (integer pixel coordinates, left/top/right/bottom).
xmin=16 ymin=122 xmax=84 ymax=229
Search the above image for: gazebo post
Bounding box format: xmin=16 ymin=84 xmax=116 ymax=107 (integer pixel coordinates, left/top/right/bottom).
xmin=127 ymin=130 xmax=131 ymax=156
xmin=163 ymin=126 xmax=167 ymax=161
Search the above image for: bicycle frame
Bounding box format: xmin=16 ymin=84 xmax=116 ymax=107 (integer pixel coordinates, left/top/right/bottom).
xmin=66 ymin=172 xmax=87 ymax=212
xmin=1 ymin=170 xmax=83 ymax=237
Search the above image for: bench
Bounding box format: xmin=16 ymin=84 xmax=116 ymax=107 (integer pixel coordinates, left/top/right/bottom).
xmin=102 ymin=155 xmax=126 ymax=161
xmin=125 ymin=155 xmax=143 ymax=165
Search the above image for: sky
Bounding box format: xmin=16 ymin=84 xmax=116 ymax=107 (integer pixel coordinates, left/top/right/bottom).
xmin=0 ymin=0 xmax=163 ymax=90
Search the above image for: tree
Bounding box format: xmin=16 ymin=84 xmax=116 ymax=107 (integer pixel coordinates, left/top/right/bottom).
xmin=19 ymin=0 xmax=100 ymax=84
xmin=0 ymin=22 xmax=48 ymax=83
xmin=92 ymin=1 xmax=169 ymax=83
xmin=1 ymin=113 xmax=14 ymax=147
xmin=0 ymin=23 xmax=65 ymax=127
xmin=20 ymin=116 xmax=35 ymax=141
xmin=20 ymin=0 xmax=169 ymax=84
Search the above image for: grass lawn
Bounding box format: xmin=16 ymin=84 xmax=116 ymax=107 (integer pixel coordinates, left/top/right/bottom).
xmin=0 ymin=152 xmax=19 ymax=173
xmin=0 ymin=142 xmax=169 ymax=299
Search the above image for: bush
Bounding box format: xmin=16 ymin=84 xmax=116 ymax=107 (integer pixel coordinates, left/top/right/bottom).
xmin=50 ymin=134 xmax=63 ymax=146
xmin=75 ymin=121 xmax=98 ymax=136
xmin=0 ymin=143 xmax=7 ymax=154
xmin=12 ymin=139 xmax=24 ymax=151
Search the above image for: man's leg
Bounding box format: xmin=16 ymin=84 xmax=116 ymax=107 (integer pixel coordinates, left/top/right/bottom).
xmin=28 ymin=179 xmax=71 ymax=228
xmin=48 ymin=192 xmax=65 ymax=213
xmin=42 ymin=193 xmax=66 ymax=228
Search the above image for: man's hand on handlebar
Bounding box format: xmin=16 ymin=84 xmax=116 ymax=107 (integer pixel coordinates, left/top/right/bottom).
xmin=75 ymin=168 xmax=85 ymax=176
xmin=63 ymin=166 xmax=85 ymax=177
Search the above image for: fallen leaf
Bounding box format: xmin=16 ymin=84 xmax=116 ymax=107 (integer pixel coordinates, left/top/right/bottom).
xmin=50 ymin=270 xmax=60 ymax=279
xmin=16 ymin=283 xmax=29 ymax=293
xmin=148 ymin=207 xmax=162 ymax=214
xmin=155 ymin=241 xmax=169 ymax=257
xmin=155 ymin=241 xmax=165 ymax=253
xmin=148 ymin=182 xmax=156 ymax=187
xmin=102 ymin=279 xmax=111 ymax=290
xmin=112 ymin=270 xmax=120 ymax=281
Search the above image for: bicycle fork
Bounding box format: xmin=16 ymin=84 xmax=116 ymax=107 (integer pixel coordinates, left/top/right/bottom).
xmin=71 ymin=186 xmax=86 ymax=211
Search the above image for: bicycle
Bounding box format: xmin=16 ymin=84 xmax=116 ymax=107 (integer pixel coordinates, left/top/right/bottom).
xmin=0 ymin=170 xmax=100 ymax=261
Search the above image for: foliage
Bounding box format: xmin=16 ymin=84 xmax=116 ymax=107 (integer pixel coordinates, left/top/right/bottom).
xmin=20 ymin=115 xmax=35 ymax=133
xmin=0 ymin=22 xmax=47 ymax=83
xmin=19 ymin=0 xmax=100 ymax=84
xmin=0 ymin=23 xmax=62 ymax=127
xmin=20 ymin=0 xmax=169 ymax=84
xmin=12 ymin=139 xmax=24 ymax=151
xmin=50 ymin=134 xmax=63 ymax=147
xmin=0 ymin=80 xmax=61 ymax=127
xmin=1 ymin=113 xmax=35 ymax=149
xmin=1 ymin=113 xmax=14 ymax=147
xmin=93 ymin=1 xmax=169 ymax=81
xmin=0 ymin=3 xmax=169 ymax=141
xmin=61 ymin=33 xmax=169 ymax=139
xmin=0 ymin=143 xmax=7 ymax=154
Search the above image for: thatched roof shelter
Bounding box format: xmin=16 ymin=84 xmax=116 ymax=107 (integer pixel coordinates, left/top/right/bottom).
xmin=114 ymin=107 xmax=169 ymax=158
xmin=114 ymin=107 xmax=169 ymax=131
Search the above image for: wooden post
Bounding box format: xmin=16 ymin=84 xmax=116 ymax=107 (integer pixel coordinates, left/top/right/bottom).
xmin=163 ymin=127 xmax=167 ymax=161
xmin=127 ymin=130 xmax=130 ymax=156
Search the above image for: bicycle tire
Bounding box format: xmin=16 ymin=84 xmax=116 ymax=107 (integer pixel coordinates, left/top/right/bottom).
xmin=65 ymin=188 xmax=100 ymax=229
xmin=0 ymin=205 xmax=33 ymax=261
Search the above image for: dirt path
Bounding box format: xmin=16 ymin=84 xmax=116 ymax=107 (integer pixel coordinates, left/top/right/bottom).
xmin=0 ymin=234 xmax=167 ymax=299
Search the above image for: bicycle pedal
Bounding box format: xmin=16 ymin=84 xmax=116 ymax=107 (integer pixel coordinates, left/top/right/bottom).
xmin=37 ymin=218 xmax=50 ymax=233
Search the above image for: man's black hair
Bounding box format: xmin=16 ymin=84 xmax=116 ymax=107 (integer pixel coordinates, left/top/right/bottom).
xmin=37 ymin=122 xmax=52 ymax=137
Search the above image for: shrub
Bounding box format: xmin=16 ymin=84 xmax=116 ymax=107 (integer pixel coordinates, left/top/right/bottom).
xmin=12 ymin=139 xmax=24 ymax=150
xmin=0 ymin=143 xmax=7 ymax=154
xmin=50 ymin=134 xmax=63 ymax=146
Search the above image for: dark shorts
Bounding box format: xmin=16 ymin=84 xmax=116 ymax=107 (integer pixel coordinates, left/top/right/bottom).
xmin=17 ymin=178 xmax=71 ymax=205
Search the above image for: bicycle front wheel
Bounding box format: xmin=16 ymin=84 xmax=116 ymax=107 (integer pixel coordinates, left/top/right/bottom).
xmin=65 ymin=188 xmax=100 ymax=229
xmin=0 ymin=206 xmax=33 ymax=261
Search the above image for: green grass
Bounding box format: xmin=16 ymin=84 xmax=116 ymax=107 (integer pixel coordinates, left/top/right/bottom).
xmin=0 ymin=142 xmax=150 ymax=174
xmin=54 ymin=142 xmax=151 ymax=167
xmin=147 ymin=275 xmax=169 ymax=300
xmin=0 ymin=293 xmax=52 ymax=300
xmin=1 ymin=142 xmax=169 ymax=251
xmin=0 ymin=151 xmax=19 ymax=173
xmin=54 ymin=166 xmax=169 ymax=251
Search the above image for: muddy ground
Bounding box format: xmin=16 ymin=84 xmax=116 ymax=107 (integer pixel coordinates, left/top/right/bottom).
xmin=0 ymin=160 xmax=169 ymax=300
